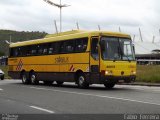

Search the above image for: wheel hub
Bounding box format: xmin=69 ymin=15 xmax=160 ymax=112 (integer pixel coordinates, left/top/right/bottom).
xmin=79 ymin=76 xmax=84 ymax=85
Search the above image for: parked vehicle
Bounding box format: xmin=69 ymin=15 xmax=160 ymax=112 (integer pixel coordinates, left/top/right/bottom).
xmin=0 ymin=69 xmax=4 ymax=80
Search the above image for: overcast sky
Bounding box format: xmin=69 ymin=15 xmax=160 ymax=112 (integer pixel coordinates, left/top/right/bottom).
xmin=0 ymin=0 xmax=160 ymax=42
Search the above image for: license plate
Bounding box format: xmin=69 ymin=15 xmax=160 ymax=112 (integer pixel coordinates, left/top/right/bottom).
xmin=119 ymin=80 xmax=124 ymax=83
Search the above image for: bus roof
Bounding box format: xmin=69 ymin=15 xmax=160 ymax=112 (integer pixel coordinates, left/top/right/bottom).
xmin=10 ymin=30 xmax=131 ymax=48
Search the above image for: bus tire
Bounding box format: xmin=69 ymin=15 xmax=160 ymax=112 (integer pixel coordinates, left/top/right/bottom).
xmin=21 ymin=72 xmax=29 ymax=84
xmin=104 ymin=83 xmax=115 ymax=89
xmin=56 ymin=81 xmax=64 ymax=86
xmin=77 ymin=73 xmax=89 ymax=89
xmin=43 ymin=81 xmax=53 ymax=85
xmin=30 ymin=72 xmax=39 ymax=85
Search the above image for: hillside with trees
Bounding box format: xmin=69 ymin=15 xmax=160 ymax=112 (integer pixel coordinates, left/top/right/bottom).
xmin=0 ymin=30 xmax=48 ymax=56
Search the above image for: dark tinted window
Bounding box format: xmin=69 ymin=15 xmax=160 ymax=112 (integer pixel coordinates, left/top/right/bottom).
xmin=48 ymin=42 xmax=61 ymax=54
xmin=10 ymin=37 xmax=88 ymax=57
xmin=30 ymin=45 xmax=38 ymax=55
xmin=42 ymin=44 xmax=48 ymax=55
xmin=91 ymin=38 xmax=99 ymax=60
xmin=37 ymin=45 xmax=43 ymax=55
xmin=75 ymin=38 xmax=88 ymax=52
xmin=60 ymin=40 xmax=75 ymax=53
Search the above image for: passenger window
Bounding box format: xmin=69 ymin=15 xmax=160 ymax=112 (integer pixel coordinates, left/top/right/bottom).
xmin=43 ymin=44 xmax=48 ymax=54
xmin=91 ymin=38 xmax=99 ymax=60
xmin=75 ymin=38 xmax=88 ymax=52
xmin=37 ymin=45 xmax=43 ymax=55
xmin=48 ymin=42 xmax=60 ymax=54
xmin=66 ymin=40 xmax=75 ymax=53
xmin=13 ymin=47 xmax=22 ymax=57
xmin=31 ymin=45 xmax=38 ymax=55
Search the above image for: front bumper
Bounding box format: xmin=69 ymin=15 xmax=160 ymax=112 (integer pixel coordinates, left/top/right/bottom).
xmin=101 ymin=75 xmax=136 ymax=84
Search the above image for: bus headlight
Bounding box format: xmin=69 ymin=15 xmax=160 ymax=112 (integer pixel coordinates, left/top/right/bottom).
xmin=131 ymin=71 xmax=136 ymax=75
xmin=105 ymin=70 xmax=113 ymax=75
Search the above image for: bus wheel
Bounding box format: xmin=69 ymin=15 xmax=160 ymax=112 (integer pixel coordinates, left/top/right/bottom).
xmin=104 ymin=83 xmax=115 ymax=89
xmin=56 ymin=81 xmax=64 ymax=86
xmin=30 ymin=72 xmax=39 ymax=85
xmin=21 ymin=72 xmax=29 ymax=84
xmin=77 ymin=73 xmax=89 ymax=89
xmin=43 ymin=81 xmax=53 ymax=85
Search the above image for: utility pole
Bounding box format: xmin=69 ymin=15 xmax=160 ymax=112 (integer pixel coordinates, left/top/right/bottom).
xmin=119 ymin=27 xmax=121 ymax=32
xmin=133 ymin=35 xmax=135 ymax=42
xmin=152 ymin=36 xmax=155 ymax=43
xmin=10 ymin=35 xmax=12 ymax=43
xmin=44 ymin=0 xmax=70 ymax=32
xmin=139 ymin=28 xmax=143 ymax=42
xmin=76 ymin=22 xmax=79 ymax=30
xmin=54 ymin=20 xmax=58 ymax=34
xmin=98 ymin=25 xmax=101 ymax=31
xmin=159 ymin=29 xmax=160 ymax=42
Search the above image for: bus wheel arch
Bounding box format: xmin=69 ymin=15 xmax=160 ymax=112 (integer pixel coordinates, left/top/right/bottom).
xmin=75 ymin=70 xmax=89 ymax=88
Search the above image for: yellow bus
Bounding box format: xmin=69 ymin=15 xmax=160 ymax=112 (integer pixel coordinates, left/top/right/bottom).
xmin=8 ymin=30 xmax=136 ymax=88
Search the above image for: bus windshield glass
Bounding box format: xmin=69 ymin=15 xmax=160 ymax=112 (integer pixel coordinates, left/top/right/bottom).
xmin=101 ymin=37 xmax=135 ymax=61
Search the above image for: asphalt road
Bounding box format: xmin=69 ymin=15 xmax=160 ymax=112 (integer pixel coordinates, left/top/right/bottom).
xmin=0 ymin=79 xmax=160 ymax=114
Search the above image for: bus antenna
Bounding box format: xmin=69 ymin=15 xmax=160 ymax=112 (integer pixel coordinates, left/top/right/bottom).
xmin=54 ymin=20 xmax=58 ymax=34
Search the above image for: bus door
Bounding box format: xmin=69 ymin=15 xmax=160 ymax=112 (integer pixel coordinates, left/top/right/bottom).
xmin=90 ymin=37 xmax=100 ymax=83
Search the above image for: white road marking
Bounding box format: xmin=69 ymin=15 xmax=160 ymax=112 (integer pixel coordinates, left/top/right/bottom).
xmin=30 ymin=86 xmax=160 ymax=106
xmin=0 ymin=88 xmax=3 ymax=91
xmin=30 ymin=106 xmax=54 ymax=114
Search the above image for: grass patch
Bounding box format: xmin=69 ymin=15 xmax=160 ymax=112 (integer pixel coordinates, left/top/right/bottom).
xmin=136 ymin=65 xmax=160 ymax=83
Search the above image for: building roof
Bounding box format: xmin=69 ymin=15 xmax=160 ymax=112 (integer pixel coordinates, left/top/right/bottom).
xmin=134 ymin=41 xmax=160 ymax=55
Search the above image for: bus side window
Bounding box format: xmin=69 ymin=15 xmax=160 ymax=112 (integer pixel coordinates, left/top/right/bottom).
xmin=48 ymin=43 xmax=54 ymax=54
xmin=49 ymin=42 xmax=61 ymax=54
xmin=13 ymin=48 xmax=18 ymax=57
xmin=14 ymin=47 xmax=21 ymax=57
xmin=82 ymin=38 xmax=88 ymax=51
xmin=21 ymin=46 xmax=27 ymax=56
xmin=75 ymin=38 xmax=88 ymax=52
xmin=37 ymin=45 xmax=43 ymax=55
xmin=60 ymin=41 xmax=67 ymax=53
xmin=91 ymin=38 xmax=99 ymax=60
xmin=30 ymin=45 xmax=38 ymax=55
xmin=43 ymin=44 xmax=48 ymax=55
xmin=75 ymin=39 xmax=83 ymax=52
xmin=65 ymin=40 xmax=75 ymax=53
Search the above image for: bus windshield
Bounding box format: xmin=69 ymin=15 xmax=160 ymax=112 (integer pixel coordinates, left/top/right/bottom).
xmin=101 ymin=37 xmax=135 ymax=61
